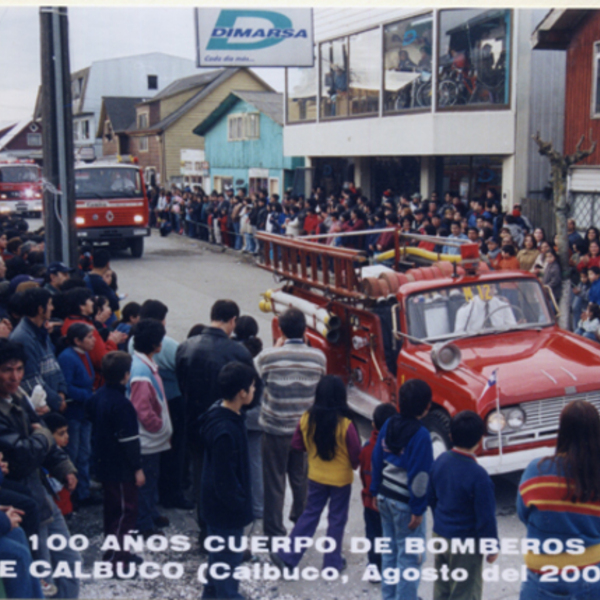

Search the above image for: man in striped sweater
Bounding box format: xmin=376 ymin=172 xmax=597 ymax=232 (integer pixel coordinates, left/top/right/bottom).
xmin=257 ymin=307 xmax=326 ymax=539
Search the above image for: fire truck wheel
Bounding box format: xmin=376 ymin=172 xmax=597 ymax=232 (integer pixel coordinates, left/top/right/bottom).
xmin=129 ymin=237 xmax=144 ymax=258
xmin=423 ymin=410 xmax=451 ymax=459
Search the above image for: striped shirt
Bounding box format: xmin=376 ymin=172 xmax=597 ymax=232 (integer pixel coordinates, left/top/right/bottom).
xmin=257 ymin=340 xmax=326 ymax=435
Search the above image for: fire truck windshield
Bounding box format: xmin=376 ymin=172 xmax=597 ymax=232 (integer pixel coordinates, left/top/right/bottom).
xmin=75 ymin=167 xmax=142 ymax=199
xmin=406 ymin=279 xmax=553 ymax=342
xmin=0 ymin=166 xmax=39 ymax=183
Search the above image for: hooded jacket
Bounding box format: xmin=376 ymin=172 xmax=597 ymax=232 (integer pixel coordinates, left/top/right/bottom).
xmin=198 ymin=401 xmax=253 ymax=530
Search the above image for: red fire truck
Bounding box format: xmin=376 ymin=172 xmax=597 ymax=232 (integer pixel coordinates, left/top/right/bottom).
xmin=255 ymin=231 xmax=600 ymax=474
xmin=74 ymin=160 xmax=150 ymax=258
xmin=0 ymin=159 xmax=42 ymax=216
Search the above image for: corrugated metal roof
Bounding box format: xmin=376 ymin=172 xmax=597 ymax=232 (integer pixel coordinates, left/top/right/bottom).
xmin=140 ymin=68 xmax=227 ymax=104
xmin=103 ymin=97 xmax=146 ymax=132
xmin=193 ymin=91 xmax=283 ymax=136
xmin=231 ymin=91 xmax=283 ymax=126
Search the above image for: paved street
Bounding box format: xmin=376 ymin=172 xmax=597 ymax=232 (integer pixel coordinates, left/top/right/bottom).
xmin=49 ymin=228 xmax=527 ymax=600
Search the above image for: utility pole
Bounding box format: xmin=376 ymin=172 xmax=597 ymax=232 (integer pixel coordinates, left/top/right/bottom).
xmin=39 ymin=6 xmax=77 ymax=267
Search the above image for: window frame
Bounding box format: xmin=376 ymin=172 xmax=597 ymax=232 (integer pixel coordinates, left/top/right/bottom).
xmin=137 ymin=112 xmax=149 ymax=130
xmin=592 ymin=41 xmax=600 ymax=119
xmin=138 ymin=136 xmax=149 ymax=152
xmin=148 ymin=74 xmax=158 ymax=90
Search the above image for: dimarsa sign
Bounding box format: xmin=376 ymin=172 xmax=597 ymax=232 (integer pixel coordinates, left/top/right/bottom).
xmin=196 ymin=9 xmax=314 ymax=67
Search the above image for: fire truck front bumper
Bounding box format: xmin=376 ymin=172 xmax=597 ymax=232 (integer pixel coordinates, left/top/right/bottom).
xmin=76 ymin=226 xmax=150 ymax=242
xmin=0 ymin=200 xmax=43 ymax=214
xmin=478 ymin=446 xmax=554 ymax=475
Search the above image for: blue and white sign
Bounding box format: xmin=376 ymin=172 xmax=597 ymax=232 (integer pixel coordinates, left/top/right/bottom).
xmin=196 ymin=9 xmax=314 ymax=67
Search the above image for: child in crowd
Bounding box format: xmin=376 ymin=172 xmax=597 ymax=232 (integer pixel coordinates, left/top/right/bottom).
xmin=91 ymin=351 xmax=145 ymax=567
xmin=428 ymin=411 xmax=498 ymax=600
xmin=275 ymin=376 xmax=361 ymax=573
xmin=370 ymin=379 xmax=433 ymax=600
xmin=359 ymin=402 xmax=397 ymax=570
xmin=43 ymin=412 xmax=73 ymax=518
xmin=572 ymin=268 xmax=591 ymax=329
xmin=575 ymin=302 xmax=600 ymax=342
xmin=129 ymin=319 xmax=171 ymax=537
xmin=115 ymin=302 xmax=141 ymax=350
xmin=198 ymin=362 xmax=256 ymax=600
xmin=57 ymin=322 xmax=96 ymax=508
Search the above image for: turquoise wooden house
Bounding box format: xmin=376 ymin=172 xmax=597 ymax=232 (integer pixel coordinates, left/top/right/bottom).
xmin=192 ymin=91 xmax=303 ymax=196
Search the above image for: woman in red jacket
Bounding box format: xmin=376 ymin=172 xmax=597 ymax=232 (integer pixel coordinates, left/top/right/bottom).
xmin=61 ymin=287 xmax=126 ymax=389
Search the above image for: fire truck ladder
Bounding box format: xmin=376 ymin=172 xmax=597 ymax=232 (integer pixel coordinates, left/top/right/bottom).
xmin=254 ymin=232 xmax=367 ymax=300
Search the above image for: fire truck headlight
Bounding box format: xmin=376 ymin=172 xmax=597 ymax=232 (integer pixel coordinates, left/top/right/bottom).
xmin=24 ymin=188 xmax=34 ymax=198
xmin=34 ymin=193 xmax=41 ymax=199
xmin=486 ymin=411 xmax=506 ymax=434
xmin=75 ymin=217 xmax=85 ymax=226
xmin=134 ymin=214 xmax=144 ymax=223
xmin=506 ymin=408 xmax=526 ymax=430
xmin=0 ymin=194 xmax=6 ymax=200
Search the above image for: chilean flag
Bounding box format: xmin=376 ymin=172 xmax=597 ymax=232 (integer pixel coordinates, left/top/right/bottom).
xmin=478 ymin=369 xmax=499 ymax=406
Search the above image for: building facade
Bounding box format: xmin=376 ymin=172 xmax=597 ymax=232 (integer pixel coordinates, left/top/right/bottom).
xmin=128 ymin=68 xmax=273 ymax=186
xmin=284 ymin=8 xmax=565 ymax=208
xmin=193 ymin=91 xmax=304 ymax=195
xmin=534 ymin=10 xmax=600 ymax=231
xmin=0 ymin=120 xmax=43 ymax=162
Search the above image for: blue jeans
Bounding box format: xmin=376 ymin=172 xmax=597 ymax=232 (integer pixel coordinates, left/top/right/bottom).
xmin=0 ymin=527 xmax=43 ymax=599
xmin=520 ymin=567 xmax=600 ymax=599
xmin=378 ymin=495 xmax=426 ymax=600
xmin=38 ymin=497 xmax=81 ymax=598
xmin=233 ymin=221 xmax=242 ymax=250
xmin=243 ymin=232 xmax=255 ymax=253
xmin=247 ymin=430 xmax=263 ymax=519
xmin=202 ymin=526 xmax=244 ymax=599
xmin=65 ymin=418 xmax=92 ymax=501
xmin=137 ymin=453 xmax=161 ymax=532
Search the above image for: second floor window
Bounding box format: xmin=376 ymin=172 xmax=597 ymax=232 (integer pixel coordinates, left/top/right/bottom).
xmin=148 ymin=75 xmax=158 ymax=90
xmin=228 ymin=113 xmax=260 ymax=141
xmin=138 ymin=113 xmax=148 ymax=130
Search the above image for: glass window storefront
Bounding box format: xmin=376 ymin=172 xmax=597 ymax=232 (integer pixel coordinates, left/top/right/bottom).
xmin=286 ymin=62 xmax=318 ymax=124
xmin=320 ymin=38 xmax=350 ymax=118
xmin=437 ymin=9 xmax=511 ymax=109
xmin=383 ymin=13 xmax=433 ymax=113
xmin=441 ymin=155 xmax=503 ymax=201
xmin=348 ymin=28 xmax=381 ymax=116
xmin=285 ymin=9 xmax=512 ymax=124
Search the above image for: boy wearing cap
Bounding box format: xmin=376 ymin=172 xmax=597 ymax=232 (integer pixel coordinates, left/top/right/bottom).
xmin=45 ymin=262 xmax=71 ymax=295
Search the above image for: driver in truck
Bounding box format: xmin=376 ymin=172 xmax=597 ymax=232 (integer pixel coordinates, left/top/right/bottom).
xmin=454 ymin=286 xmax=517 ymax=333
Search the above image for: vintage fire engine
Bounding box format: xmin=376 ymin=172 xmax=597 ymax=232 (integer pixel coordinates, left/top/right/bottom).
xmin=0 ymin=159 xmax=42 ymax=216
xmin=74 ymin=158 xmax=150 ymax=258
xmin=256 ymin=230 xmax=600 ymax=474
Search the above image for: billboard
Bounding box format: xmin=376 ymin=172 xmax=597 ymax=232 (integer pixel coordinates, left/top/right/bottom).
xmin=196 ymin=8 xmax=314 ymax=67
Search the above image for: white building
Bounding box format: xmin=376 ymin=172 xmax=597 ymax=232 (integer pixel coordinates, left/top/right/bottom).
xmin=36 ymin=52 xmax=198 ymax=160
xmin=284 ymin=8 xmax=566 ymax=208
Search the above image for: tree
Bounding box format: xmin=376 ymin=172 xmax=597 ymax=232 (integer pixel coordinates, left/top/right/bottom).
xmin=532 ymin=132 xmax=596 ymax=329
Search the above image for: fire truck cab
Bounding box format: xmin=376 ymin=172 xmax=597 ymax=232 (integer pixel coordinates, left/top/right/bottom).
xmin=256 ymin=231 xmax=600 ymax=475
xmin=74 ymin=159 xmax=150 ymax=258
xmin=0 ymin=159 xmax=42 ymax=216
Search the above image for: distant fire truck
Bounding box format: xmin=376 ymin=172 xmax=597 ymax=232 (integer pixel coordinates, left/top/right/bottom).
xmin=0 ymin=159 xmax=42 ymax=216
xmin=74 ymin=159 xmax=150 ymax=258
xmin=256 ymin=230 xmax=600 ymax=474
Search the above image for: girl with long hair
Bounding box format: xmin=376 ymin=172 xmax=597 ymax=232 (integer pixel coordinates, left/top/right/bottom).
xmin=274 ymin=376 xmax=361 ymax=572
xmin=518 ymin=400 xmax=600 ymax=599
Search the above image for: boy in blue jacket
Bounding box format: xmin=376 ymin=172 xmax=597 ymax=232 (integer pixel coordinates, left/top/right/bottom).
xmin=198 ymin=361 xmax=256 ymax=600
xmin=428 ymin=411 xmax=498 ymax=600
xmin=370 ymin=379 xmax=433 ymax=600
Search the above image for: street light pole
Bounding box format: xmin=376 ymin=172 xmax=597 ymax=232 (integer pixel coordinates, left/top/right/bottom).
xmin=39 ymin=6 xmax=77 ymax=267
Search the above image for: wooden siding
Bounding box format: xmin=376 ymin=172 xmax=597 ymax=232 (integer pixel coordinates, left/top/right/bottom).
xmin=204 ymin=99 xmax=287 ymax=170
xmin=160 ymin=88 xmax=201 ymax=122
xmin=565 ymin=11 xmax=600 ymax=164
xmin=162 ymin=70 xmax=270 ymax=181
xmin=3 ymin=122 xmax=43 ymax=151
xmin=131 ymin=136 xmax=161 ymax=174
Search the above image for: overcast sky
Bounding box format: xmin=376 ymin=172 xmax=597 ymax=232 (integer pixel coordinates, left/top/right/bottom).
xmin=0 ymin=6 xmax=286 ymax=129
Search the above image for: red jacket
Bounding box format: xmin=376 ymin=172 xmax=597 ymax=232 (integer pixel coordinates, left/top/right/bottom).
xmin=61 ymin=316 xmax=118 ymax=389
xmin=359 ymin=429 xmax=380 ymax=511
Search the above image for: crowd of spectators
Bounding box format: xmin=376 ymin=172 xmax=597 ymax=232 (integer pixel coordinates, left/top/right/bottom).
xmin=148 ymin=181 xmax=600 ymax=339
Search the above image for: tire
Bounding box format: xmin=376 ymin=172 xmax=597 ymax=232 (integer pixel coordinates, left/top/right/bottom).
xmin=416 ymin=82 xmax=432 ymax=107
xmin=422 ymin=410 xmax=451 ymax=459
xmin=437 ymin=79 xmax=457 ymax=107
xmin=129 ymin=237 xmax=144 ymax=258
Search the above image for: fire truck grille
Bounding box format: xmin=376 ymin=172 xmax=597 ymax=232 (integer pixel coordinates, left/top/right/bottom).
xmin=87 ymin=209 xmax=139 ymax=227
xmin=483 ymin=390 xmax=600 ymax=450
